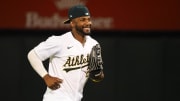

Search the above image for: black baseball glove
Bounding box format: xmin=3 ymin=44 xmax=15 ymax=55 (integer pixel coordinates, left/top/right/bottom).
xmin=88 ymin=44 xmax=104 ymax=82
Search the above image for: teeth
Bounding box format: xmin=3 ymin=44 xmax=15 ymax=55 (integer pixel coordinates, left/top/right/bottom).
xmin=84 ymin=28 xmax=90 ymax=30
xmin=84 ymin=28 xmax=91 ymax=33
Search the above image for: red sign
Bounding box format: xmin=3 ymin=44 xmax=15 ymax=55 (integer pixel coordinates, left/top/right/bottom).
xmin=0 ymin=0 xmax=180 ymax=31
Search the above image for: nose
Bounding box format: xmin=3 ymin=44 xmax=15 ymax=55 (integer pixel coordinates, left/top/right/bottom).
xmin=86 ymin=20 xmax=92 ymax=26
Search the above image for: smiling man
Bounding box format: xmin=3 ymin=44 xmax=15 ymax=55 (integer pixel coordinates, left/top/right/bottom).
xmin=27 ymin=5 xmax=104 ymax=101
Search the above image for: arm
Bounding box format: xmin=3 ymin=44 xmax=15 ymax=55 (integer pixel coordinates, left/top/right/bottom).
xmin=27 ymin=49 xmax=63 ymax=90
xmin=27 ymin=49 xmax=48 ymax=78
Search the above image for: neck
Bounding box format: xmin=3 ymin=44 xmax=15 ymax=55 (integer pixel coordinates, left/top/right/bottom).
xmin=71 ymin=31 xmax=86 ymax=45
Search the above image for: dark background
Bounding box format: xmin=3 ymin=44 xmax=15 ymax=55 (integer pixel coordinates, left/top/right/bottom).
xmin=0 ymin=29 xmax=179 ymax=101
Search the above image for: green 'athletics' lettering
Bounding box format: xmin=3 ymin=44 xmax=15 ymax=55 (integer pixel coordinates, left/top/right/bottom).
xmin=63 ymin=54 xmax=90 ymax=72
xmin=63 ymin=54 xmax=89 ymax=67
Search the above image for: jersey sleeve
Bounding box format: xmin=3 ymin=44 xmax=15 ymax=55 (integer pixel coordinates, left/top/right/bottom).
xmin=34 ymin=35 xmax=62 ymax=61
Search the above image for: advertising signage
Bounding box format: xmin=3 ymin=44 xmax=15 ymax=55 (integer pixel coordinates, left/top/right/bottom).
xmin=0 ymin=0 xmax=180 ymax=31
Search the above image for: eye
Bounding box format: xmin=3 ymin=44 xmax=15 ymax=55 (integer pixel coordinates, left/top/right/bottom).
xmin=80 ymin=18 xmax=86 ymax=22
xmin=87 ymin=18 xmax=91 ymax=21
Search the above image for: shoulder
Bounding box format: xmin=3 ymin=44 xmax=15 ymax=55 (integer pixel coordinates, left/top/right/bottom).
xmin=46 ymin=32 xmax=70 ymax=43
xmin=86 ymin=35 xmax=99 ymax=45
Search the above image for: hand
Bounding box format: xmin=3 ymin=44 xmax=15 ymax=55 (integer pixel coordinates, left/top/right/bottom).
xmin=43 ymin=74 xmax=63 ymax=90
xmin=88 ymin=44 xmax=104 ymax=82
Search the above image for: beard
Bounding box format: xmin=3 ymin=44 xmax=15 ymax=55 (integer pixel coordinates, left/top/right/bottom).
xmin=75 ymin=25 xmax=91 ymax=36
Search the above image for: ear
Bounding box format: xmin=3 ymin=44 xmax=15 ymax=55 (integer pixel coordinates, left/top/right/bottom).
xmin=70 ymin=21 xmax=74 ymax=27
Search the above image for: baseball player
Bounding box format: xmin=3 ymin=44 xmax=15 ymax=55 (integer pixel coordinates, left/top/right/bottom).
xmin=27 ymin=5 xmax=104 ymax=101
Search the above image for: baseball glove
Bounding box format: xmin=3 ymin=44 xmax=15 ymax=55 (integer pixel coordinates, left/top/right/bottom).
xmin=88 ymin=44 xmax=104 ymax=82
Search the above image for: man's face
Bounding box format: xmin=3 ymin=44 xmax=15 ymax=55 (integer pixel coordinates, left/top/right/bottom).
xmin=72 ymin=16 xmax=92 ymax=35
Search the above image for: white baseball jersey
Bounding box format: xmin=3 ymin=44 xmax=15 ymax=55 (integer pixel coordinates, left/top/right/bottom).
xmin=34 ymin=31 xmax=98 ymax=101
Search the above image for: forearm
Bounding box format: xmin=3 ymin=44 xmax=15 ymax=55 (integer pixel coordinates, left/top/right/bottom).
xmin=27 ymin=49 xmax=48 ymax=78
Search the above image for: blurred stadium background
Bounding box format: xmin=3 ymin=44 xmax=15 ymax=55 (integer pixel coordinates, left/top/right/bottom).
xmin=0 ymin=0 xmax=179 ymax=101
